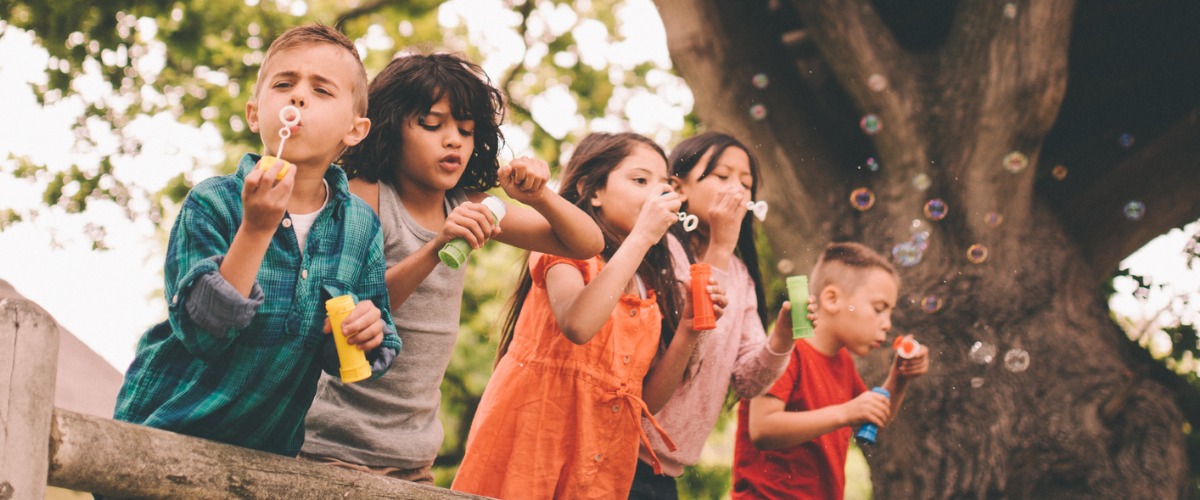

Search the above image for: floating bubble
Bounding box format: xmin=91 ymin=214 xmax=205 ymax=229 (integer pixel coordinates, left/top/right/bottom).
xmin=867 ymin=73 xmax=888 ymax=92
xmin=1118 ymin=133 xmax=1135 ymax=149
xmin=913 ymin=231 xmax=930 ymax=249
xmin=776 ymin=258 xmax=796 ymax=274
xmin=967 ymin=244 xmax=989 ymax=264
xmin=921 ymin=295 xmax=943 ymax=313
xmin=911 ymin=219 xmax=923 ymax=229
xmin=892 ymin=241 xmax=923 ymax=267
xmin=971 ymin=377 xmax=985 ymax=388
xmin=1003 ymin=3 xmax=1017 ymax=18
xmin=749 ymin=104 xmax=767 ymax=121
xmin=984 ymin=211 xmax=1004 ymax=227
xmin=1051 ymin=164 xmax=1068 ymax=180
xmin=752 ymin=73 xmax=770 ymax=89
xmin=865 ymin=157 xmax=880 ymax=172
xmin=924 ymin=199 xmax=948 ymax=221
xmin=860 ymin=114 xmax=882 ymax=135
xmin=1123 ymin=200 xmax=1145 ymax=221
xmin=969 ymin=341 xmax=997 ymax=364
xmin=850 ymin=187 xmax=876 ymax=211
xmin=912 ymin=173 xmax=932 ymax=191
xmin=1003 ymin=151 xmax=1028 ymax=173
xmin=1004 ymin=348 xmax=1030 ymax=372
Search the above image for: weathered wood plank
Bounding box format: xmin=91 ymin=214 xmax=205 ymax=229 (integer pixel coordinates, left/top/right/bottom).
xmin=0 ymin=298 xmax=61 ymax=500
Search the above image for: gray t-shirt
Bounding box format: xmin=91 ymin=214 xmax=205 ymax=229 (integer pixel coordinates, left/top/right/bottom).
xmin=302 ymin=182 xmax=469 ymax=468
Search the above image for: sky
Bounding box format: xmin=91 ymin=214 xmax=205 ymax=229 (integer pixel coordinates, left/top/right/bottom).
xmin=0 ymin=2 xmax=1197 ymax=373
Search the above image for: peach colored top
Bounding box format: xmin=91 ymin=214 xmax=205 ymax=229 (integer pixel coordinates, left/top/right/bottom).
xmin=452 ymin=253 xmax=674 ymax=499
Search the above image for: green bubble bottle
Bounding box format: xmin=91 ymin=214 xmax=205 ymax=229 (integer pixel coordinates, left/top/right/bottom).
xmin=786 ymin=275 xmax=815 ymax=339
xmin=438 ymin=196 xmax=507 ymax=269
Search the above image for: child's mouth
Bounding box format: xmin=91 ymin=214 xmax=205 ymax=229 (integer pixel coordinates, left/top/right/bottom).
xmin=439 ymin=154 xmax=462 ymax=170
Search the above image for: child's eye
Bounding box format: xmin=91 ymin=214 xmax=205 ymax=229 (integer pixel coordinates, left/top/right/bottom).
xmin=418 ymin=117 xmax=440 ymax=131
xmin=633 ymin=177 xmax=648 ymax=185
xmin=272 ymin=82 xmax=292 ymax=89
xmin=315 ymin=87 xmax=332 ymax=96
xmin=460 ymin=128 xmax=474 ymax=137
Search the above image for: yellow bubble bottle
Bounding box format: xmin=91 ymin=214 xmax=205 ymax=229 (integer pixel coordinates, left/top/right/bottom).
xmin=325 ymin=295 xmax=371 ymax=383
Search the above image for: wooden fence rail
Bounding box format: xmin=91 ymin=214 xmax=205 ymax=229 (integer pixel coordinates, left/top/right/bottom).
xmin=1 ymin=296 xmax=483 ymax=499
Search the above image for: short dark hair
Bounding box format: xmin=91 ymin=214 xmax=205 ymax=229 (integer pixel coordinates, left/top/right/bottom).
xmin=340 ymin=52 xmax=505 ymax=193
xmin=811 ymin=242 xmax=899 ymax=300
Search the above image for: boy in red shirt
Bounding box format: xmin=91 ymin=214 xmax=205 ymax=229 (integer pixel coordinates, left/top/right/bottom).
xmin=732 ymin=242 xmax=930 ymax=499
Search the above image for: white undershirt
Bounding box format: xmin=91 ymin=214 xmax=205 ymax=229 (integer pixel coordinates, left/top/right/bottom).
xmin=288 ymin=179 xmax=329 ymax=254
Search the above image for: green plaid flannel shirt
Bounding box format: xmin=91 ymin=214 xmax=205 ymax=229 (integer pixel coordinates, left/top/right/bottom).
xmin=115 ymin=153 xmax=401 ymax=456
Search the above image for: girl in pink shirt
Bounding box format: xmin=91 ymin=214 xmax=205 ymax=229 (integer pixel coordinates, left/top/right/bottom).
xmin=630 ymin=132 xmax=796 ymax=498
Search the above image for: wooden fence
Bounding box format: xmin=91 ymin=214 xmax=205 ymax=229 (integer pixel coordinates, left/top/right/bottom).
xmin=0 ymin=296 xmax=483 ymax=499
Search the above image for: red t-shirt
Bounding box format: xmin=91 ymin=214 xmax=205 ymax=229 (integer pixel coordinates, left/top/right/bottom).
xmin=732 ymin=339 xmax=867 ymax=499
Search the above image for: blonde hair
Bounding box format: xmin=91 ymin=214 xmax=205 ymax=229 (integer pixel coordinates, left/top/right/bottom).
xmin=252 ymin=23 xmax=368 ymax=115
xmin=810 ymin=242 xmax=899 ymax=300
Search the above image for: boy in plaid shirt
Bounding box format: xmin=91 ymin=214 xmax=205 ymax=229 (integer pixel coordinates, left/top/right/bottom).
xmin=114 ymin=24 xmax=400 ymax=456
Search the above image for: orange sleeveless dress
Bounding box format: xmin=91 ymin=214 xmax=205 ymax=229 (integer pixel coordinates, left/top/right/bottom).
xmin=452 ymin=253 xmax=675 ymax=499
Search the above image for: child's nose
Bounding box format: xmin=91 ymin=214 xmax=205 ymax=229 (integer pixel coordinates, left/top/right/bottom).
xmin=290 ymin=95 xmax=306 ymax=108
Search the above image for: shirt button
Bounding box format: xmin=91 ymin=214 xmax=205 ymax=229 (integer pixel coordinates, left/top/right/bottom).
xmin=282 ymin=218 xmax=292 ymax=228
xmin=171 ymin=294 xmax=178 ymax=305
xmin=301 ymin=269 xmax=308 ymax=279
xmin=623 ymin=356 xmax=631 ymax=364
xmin=593 ymin=454 xmax=602 ymax=462
xmin=612 ymin=405 xmax=620 ymax=413
xmin=628 ymin=308 xmax=638 ymax=317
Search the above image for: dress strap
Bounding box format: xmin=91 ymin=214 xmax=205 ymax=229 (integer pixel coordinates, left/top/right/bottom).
xmin=604 ymin=384 xmax=676 ymax=475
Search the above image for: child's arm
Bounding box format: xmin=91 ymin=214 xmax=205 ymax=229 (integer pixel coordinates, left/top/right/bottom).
xmin=544 ymin=187 xmax=681 ymax=344
xmin=731 ymin=302 xmax=799 ymax=398
xmin=219 ymin=159 xmax=295 ymax=295
xmin=641 ymin=278 xmax=726 ymax=413
xmin=488 ymin=156 xmax=605 ymax=259
xmin=747 ymin=389 xmax=891 ymax=451
xmin=880 ymin=343 xmax=930 ymax=420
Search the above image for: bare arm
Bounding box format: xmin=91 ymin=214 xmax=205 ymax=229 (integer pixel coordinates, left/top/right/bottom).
xmin=545 ymin=231 xmax=657 ymax=344
xmin=490 ymin=157 xmax=604 ymax=259
xmin=747 ymin=387 xmax=890 ymax=451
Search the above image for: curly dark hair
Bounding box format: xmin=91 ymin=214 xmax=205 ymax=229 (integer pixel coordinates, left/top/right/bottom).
xmin=340 ymin=52 xmax=505 ymax=193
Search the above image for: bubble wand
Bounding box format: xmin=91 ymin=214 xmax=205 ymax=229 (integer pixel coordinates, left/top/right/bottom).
xmin=746 ymin=200 xmax=768 ymax=221
xmin=258 ymin=105 xmax=302 ymax=180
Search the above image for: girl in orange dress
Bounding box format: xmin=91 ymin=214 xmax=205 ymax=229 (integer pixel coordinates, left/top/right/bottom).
xmin=452 ymin=132 xmax=725 ymax=499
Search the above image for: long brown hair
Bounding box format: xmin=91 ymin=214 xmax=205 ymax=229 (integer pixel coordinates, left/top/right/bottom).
xmin=495 ymin=132 xmax=683 ymax=365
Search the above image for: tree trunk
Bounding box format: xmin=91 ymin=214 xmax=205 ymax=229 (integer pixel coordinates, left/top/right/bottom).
xmin=654 ymin=0 xmax=1192 ymax=496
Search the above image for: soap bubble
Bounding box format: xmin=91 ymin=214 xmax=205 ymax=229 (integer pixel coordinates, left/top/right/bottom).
xmin=752 ymin=73 xmax=770 ymax=89
xmin=1004 ymin=348 xmax=1030 ymax=372
xmin=865 ymin=157 xmax=880 ymax=172
xmin=1051 ymin=164 xmax=1068 ymax=180
xmin=984 ymin=212 xmax=1004 ymax=227
xmin=912 ymin=173 xmax=932 ymax=191
xmin=971 ymin=377 xmax=985 ymax=388
xmin=924 ymin=199 xmax=948 ymax=221
xmin=921 ymin=295 xmax=943 ymax=313
xmin=776 ymin=259 xmax=796 ymax=274
xmin=1003 ymin=3 xmax=1017 ymax=18
xmin=1123 ymin=200 xmax=1145 ymax=221
xmin=850 ymin=188 xmax=876 ymax=211
xmin=1003 ymin=151 xmax=1028 ymax=173
xmin=867 ymin=73 xmax=888 ymax=92
xmin=860 ymin=114 xmax=882 ymax=135
xmin=967 ymin=244 xmax=989 ymax=264
xmin=1118 ymin=133 xmax=1135 ymax=149
xmin=912 ymin=231 xmax=930 ymax=249
xmin=969 ymin=341 xmax=997 ymax=364
xmin=892 ymin=241 xmax=923 ymax=267
xmin=749 ymin=104 xmax=767 ymax=121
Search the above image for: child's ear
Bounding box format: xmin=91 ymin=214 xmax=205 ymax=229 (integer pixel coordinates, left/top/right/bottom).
xmin=245 ymin=100 xmax=260 ymax=133
xmin=818 ymin=285 xmax=841 ymax=314
xmin=343 ymin=116 xmax=372 ymax=147
xmin=585 ymin=181 xmax=603 ymax=208
xmin=668 ymin=176 xmax=683 ymax=191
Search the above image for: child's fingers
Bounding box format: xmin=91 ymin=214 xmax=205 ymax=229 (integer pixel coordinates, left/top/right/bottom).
xmin=322 ymin=317 xmax=332 ymax=334
xmin=341 ymin=302 xmax=382 ymax=346
xmin=447 ymin=204 xmax=494 ymax=247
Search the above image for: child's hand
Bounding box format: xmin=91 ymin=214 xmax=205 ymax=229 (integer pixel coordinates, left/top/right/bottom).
xmin=498 ymin=156 xmax=550 ymax=205
xmin=891 ymin=343 xmax=930 ymax=380
xmin=242 ymin=157 xmax=296 ymax=234
xmin=706 ymin=185 xmax=748 ymax=253
xmin=630 ymin=186 xmax=683 ymax=245
xmin=843 ymin=389 xmax=891 ymax=428
xmin=438 ymin=202 xmax=502 ymax=249
xmin=323 ymin=300 xmax=385 ymax=352
xmin=706 ymin=278 xmax=728 ymax=324
xmin=807 ymin=295 xmax=819 ymax=327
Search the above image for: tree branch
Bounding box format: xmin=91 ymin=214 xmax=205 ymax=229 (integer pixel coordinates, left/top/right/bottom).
xmin=1062 ymin=108 xmax=1200 ymax=281
xmin=334 ymin=0 xmax=393 ymax=31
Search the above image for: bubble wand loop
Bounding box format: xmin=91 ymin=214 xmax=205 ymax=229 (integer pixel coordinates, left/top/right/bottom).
xmin=275 ymin=105 xmax=301 ymax=161
xmin=746 ymin=200 xmax=768 ymax=221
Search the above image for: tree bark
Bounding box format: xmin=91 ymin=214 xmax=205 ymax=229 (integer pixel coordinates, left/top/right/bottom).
xmin=654 ymin=0 xmax=1193 ymax=496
